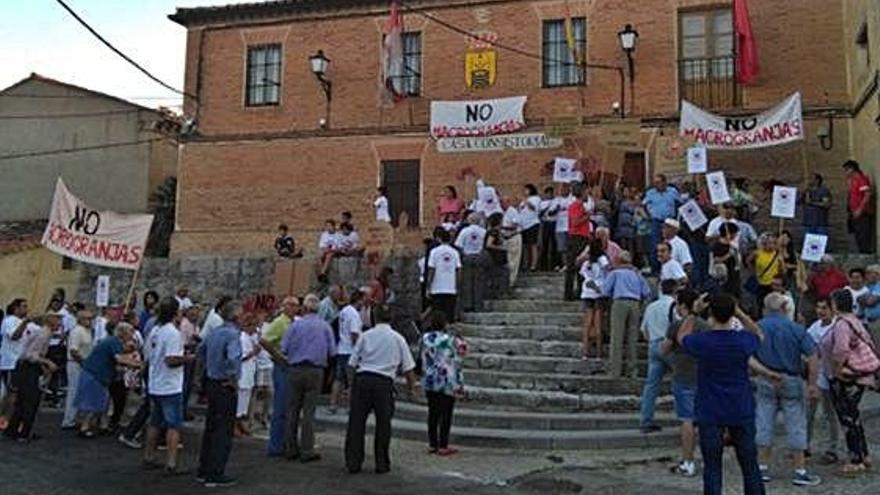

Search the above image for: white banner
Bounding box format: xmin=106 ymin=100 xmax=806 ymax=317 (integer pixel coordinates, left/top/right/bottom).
xmin=41 ymin=178 xmax=153 ymax=270
xmin=680 ymin=92 xmax=803 ymax=149
xmin=431 ymin=96 xmax=527 ymax=138
xmin=437 ymin=132 xmax=562 ymax=153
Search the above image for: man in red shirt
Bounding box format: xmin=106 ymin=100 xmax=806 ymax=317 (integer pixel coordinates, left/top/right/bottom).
xmin=808 ymin=255 xmax=848 ymax=301
xmin=844 ymin=160 xmax=874 ymax=253
xmin=564 ymin=184 xmax=592 ymax=301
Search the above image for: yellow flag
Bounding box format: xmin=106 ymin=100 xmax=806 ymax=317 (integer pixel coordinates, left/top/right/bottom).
xmin=564 ymin=4 xmax=580 ymax=66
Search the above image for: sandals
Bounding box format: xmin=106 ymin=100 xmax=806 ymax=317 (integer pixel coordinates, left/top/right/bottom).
xmin=837 ymin=463 xmax=866 ymax=477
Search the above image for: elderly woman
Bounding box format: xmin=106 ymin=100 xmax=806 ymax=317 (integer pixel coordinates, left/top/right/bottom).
xmin=824 ymin=289 xmax=879 ymax=476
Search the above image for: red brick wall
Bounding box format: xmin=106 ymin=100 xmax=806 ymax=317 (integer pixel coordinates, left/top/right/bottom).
xmin=173 ymin=0 xmax=854 ymax=255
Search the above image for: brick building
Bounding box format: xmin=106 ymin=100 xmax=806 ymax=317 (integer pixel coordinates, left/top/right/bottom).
xmin=169 ymin=0 xmax=864 ymax=255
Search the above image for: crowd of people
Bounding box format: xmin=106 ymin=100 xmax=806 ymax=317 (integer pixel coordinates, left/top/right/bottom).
xmin=1 ymin=160 xmax=878 ymax=493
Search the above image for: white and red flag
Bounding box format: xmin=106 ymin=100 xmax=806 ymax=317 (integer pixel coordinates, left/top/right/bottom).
xmin=383 ymin=0 xmax=405 ymax=102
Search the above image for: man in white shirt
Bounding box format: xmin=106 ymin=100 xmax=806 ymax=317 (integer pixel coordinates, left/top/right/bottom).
xmin=662 ymin=219 xmax=693 ymax=272
xmin=144 ymin=297 xmax=194 ymax=473
xmin=805 ymin=298 xmax=840 ymax=461
xmin=374 ymin=187 xmax=391 ymax=223
xmin=705 ymin=203 xmax=758 ymax=251
xmin=200 ymin=296 xmax=230 ymax=340
xmin=455 ymin=213 xmax=488 ymax=312
xmin=427 ymin=229 xmax=463 ymax=323
xmin=639 ymin=280 xmax=677 ymax=433
xmin=62 ymin=310 xmax=95 ymax=429
xmin=175 ymin=287 xmax=194 ymax=311
xmin=553 ymin=185 xmax=574 ymax=271
xmin=0 ymin=299 xmax=32 ymax=412
xmin=318 ymin=219 xmax=341 ymax=282
xmin=345 ymin=304 xmax=416 ymax=474
xmin=658 ymin=242 xmax=688 ymax=286
xmin=330 ymin=292 xmax=364 ymax=413
xmin=845 ymin=268 xmax=870 ymax=319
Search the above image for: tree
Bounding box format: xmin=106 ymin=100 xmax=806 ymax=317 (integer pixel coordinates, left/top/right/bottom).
xmin=145 ymin=176 xmax=176 ymax=257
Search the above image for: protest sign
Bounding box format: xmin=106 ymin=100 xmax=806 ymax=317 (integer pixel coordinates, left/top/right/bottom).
xmin=679 ymin=200 xmax=709 ymax=231
xmin=686 ymin=146 xmax=708 ymax=174
xmin=706 ymin=171 xmax=731 ymax=205
xmin=801 ymin=233 xmax=828 ymax=263
xmin=96 ymin=275 xmax=110 ymax=307
xmin=680 ymin=92 xmax=803 ymax=149
xmin=431 ymin=96 xmax=527 ymax=138
xmin=553 ymin=157 xmax=582 ymax=183
xmin=771 ymin=186 xmax=797 ymax=219
xmin=476 ymin=185 xmax=503 ymax=216
xmin=41 ymin=178 xmax=153 ymax=270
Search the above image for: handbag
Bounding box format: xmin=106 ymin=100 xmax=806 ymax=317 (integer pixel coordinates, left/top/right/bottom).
xmin=837 ymin=318 xmax=880 ymax=386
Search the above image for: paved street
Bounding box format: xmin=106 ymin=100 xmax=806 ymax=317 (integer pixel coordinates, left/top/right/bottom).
xmin=2 ymin=409 xmax=879 ymax=494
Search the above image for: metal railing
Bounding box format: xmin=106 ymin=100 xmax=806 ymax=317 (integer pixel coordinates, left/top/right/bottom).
xmin=678 ymin=55 xmax=740 ymax=109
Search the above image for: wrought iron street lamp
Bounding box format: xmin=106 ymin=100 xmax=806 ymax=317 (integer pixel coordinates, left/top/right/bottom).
xmin=309 ymin=50 xmax=332 ymax=126
xmin=618 ymin=24 xmax=639 ymax=115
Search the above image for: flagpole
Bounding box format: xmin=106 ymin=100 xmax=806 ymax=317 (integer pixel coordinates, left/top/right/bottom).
xmin=29 ymin=249 xmax=49 ymax=307
xmin=123 ymin=264 xmax=142 ymax=312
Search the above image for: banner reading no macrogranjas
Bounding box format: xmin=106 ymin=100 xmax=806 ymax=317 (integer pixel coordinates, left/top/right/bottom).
xmin=40 ymin=178 xmax=154 ymax=270
xmin=680 ymin=92 xmax=803 ymax=150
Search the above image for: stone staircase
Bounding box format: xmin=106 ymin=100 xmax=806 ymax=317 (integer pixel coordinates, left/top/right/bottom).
xmin=315 ymin=271 xmax=677 ymax=450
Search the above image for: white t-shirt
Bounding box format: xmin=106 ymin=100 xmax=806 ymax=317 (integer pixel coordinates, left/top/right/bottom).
xmin=580 ymin=255 xmax=610 ymax=299
xmin=807 ymin=317 xmax=836 ymax=390
xmin=540 ymin=198 xmax=557 ymax=222
xmin=0 ymin=316 xmax=35 ymax=370
xmin=661 ymin=259 xmax=687 ymax=282
xmin=668 ymin=236 xmax=693 ymax=267
xmin=175 ymin=296 xmax=194 ymax=311
xmin=147 ymin=323 xmax=185 ymax=396
xmin=427 ymin=244 xmax=462 ymax=295
xmin=255 ymin=323 xmax=273 ymax=371
xmin=519 ymin=195 xmax=542 ymax=230
xmin=847 ymin=286 xmax=870 ymax=317
xmin=502 ymin=206 xmax=521 ymax=232
xmin=337 ymin=304 xmax=363 ymax=355
xmin=348 ymin=323 xmax=416 ymax=379
xmin=374 ymin=196 xmax=391 ymax=223
xmin=455 ymin=224 xmax=487 ymax=255
xmin=199 ymin=309 xmax=223 ymax=340
xmin=319 ymin=231 xmax=340 ymax=250
xmin=337 ymin=231 xmax=360 ymax=251
xmin=555 ymin=195 xmax=575 ymax=233
xmin=68 ymin=325 xmax=94 ymax=362
xmin=239 ymin=332 xmax=257 ymax=389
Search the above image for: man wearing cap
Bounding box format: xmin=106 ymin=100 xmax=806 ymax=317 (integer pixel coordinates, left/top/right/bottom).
xmin=662 ymin=219 xmax=693 ymax=273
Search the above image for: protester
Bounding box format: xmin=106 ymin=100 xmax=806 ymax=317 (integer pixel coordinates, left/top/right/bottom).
xmin=3 ymin=313 xmax=60 ymax=443
xmin=201 ymin=296 xmax=231 ymax=340
xmin=602 ymin=251 xmax=652 ymax=378
xmin=420 ymin=309 xmax=466 ymax=456
xmin=143 ymin=297 xmax=193 ymax=474
xmin=594 ymin=227 xmax=622 ymax=264
xmin=578 ymin=237 xmax=610 ymax=360
xmin=455 ymin=213 xmax=488 ymax=312
xmin=484 ymin=213 xmax=509 ymax=299
xmin=252 ymin=311 xmax=273 ymax=430
xmin=845 ymin=268 xmax=869 ymax=320
xmin=808 ymin=255 xmax=848 ymax=301
xmin=614 ymin=186 xmax=638 ymax=257
xmin=843 ymin=160 xmax=874 ymax=253
xmin=426 ymin=229 xmax=462 ymax=323
xmin=662 ymin=219 xmax=693 ymax=274
xmin=565 ymin=184 xmax=592 ymax=301
xmin=638 ymin=279 xmax=677 ymax=434
xmin=676 ymin=293 xmax=769 ymax=495
xmin=345 ymin=304 xmax=417 ymax=474
xmin=553 ymin=183 xmax=574 ymax=272
xmin=502 ymin=196 xmax=523 ymax=286
xmin=749 ymin=233 xmax=783 ymax=314
xmin=753 ymin=293 xmax=821 ymax=486
xmin=274 ymin=224 xmax=303 ymax=258
xmin=769 ymin=275 xmax=796 ymax=322
xmin=175 ymin=287 xmax=194 ymax=311
xmin=662 ymin=289 xmax=708 ymax=478
xmin=235 ymin=313 xmax=260 ymax=437
xmin=330 ymin=291 xmax=364 ymax=414
xmin=860 ymin=265 xmax=880 ymax=348
xmin=800 ymin=173 xmax=832 ymax=236
xmin=258 ymin=296 xmax=300 ymax=457
xmin=374 ymin=186 xmax=391 ymax=223
xmin=179 ymin=305 xmax=201 ymax=421
xmin=0 ymin=299 xmax=33 ymax=426
xmin=318 ymin=220 xmax=341 ymax=281
xmin=197 ymin=298 xmax=243 ymax=488
xmin=805 ymin=298 xmax=841 ymax=464
xmin=138 ymin=291 xmax=159 ymax=334
xmin=824 ymin=289 xmax=878 ymax=476
xmin=336 ymin=222 xmax=363 ymax=256
xmin=318 ymin=285 xmax=346 ymax=326
xmin=633 ymin=197 xmax=652 ymax=269
xmin=74 ymin=323 xmax=141 ymax=439
xmin=658 ymin=241 xmax=687 ymax=286
xmin=642 ymin=174 xmax=680 ymax=272
xmin=436 ymin=185 xmax=465 ymax=223
xmin=62 ymin=310 xmax=95 ymax=430
xmin=538 ymin=185 xmax=559 ymax=271
xmin=281 ymin=294 xmax=336 ymax=463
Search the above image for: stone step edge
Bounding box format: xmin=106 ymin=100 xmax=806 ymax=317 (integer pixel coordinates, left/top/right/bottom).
xmin=392 ymin=401 xmax=676 ymax=423
xmin=461 ymin=367 xmax=666 ymax=383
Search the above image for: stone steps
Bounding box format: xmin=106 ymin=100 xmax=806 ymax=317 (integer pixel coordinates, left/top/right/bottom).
xmin=463 ymin=353 xmax=649 ymax=375
xmin=482 ymin=299 xmax=582 ymax=313
xmin=465 ymin=337 xmax=649 ymax=359
xmin=463 ymin=369 xmax=667 ymax=395
xmin=460 ymin=312 xmax=583 ymax=326
xmin=454 ymin=324 xmax=582 ymax=342
xmin=314 ymin=406 xmax=678 ymax=450
xmin=500 ymin=287 xmax=565 ymax=300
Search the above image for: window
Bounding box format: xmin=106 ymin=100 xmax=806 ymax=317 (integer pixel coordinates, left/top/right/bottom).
xmin=381 ymin=160 xmax=420 ymax=227
xmin=402 ymin=33 xmax=422 ymax=96
xmin=678 ymin=9 xmax=739 ymax=108
xmin=542 ymin=18 xmax=587 ymax=87
xmin=245 ymin=44 xmax=282 ymax=106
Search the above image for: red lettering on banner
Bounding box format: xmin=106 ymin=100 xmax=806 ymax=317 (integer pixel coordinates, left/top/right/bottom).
xmin=43 ymin=222 xmax=141 ymax=268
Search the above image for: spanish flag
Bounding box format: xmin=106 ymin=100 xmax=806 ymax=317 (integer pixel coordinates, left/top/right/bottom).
xmin=564 ymin=3 xmax=581 ymax=67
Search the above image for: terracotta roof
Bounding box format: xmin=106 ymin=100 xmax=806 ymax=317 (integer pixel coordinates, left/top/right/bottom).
xmin=168 ymin=0 xmax=444 ymax=26
xmin=0 ymin=221 xmax=46 ymax=256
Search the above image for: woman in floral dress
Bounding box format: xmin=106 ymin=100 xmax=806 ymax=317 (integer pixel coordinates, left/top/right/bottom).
xmin=421 ymin=310 xmax=467 ymax=456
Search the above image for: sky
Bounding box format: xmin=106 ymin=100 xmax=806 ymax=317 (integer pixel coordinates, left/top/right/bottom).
xmin=0 ymin=0 xmax=257 ymax=111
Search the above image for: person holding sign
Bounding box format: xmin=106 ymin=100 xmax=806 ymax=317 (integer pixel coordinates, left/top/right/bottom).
xmin=843 ymin=161 xmax=875 ymax=254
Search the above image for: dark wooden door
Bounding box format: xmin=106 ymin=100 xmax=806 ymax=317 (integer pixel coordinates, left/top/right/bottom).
xmin=381 ymin=160 xmax=420 ymax=227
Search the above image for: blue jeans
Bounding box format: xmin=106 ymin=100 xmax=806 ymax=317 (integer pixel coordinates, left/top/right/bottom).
xmin=639 ymin=340 xmax=671 ymax=427
xmin=268 ymin=364 xmax=288 ymax=456
xmin=699 ymin=420 xmax=765 ymax=495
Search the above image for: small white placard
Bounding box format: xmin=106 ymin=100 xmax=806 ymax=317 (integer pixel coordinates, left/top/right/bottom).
xmin=679 ymin=200 xmax=709 ymax=231
xmin=686 ymin=146 xmax=708 ymax=174
xmin=96 ymin=275 xmax=110 ymax=307
xmin=553 ymin=157 xmax=582 ymax=183
xmin=706 ymin=171 xmax=731 ymax=205
xmin=801 ymin=234 xmax=828 ymax=263
xmin=771 ymin=186 xmax=798 ymax=219
xmin=476 ymin=185 xmax=503 ymax=215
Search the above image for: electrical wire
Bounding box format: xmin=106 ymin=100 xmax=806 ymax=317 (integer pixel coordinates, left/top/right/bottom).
xmin=0 ymin=138 xmax=170 ymax=161
xmin=0 ymin=94 xmax=182 ymax=100
xmin=0 ymin=109 xmax=142 ymax=120
xmin=53 ymin=0 xmax=197 ymax=102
